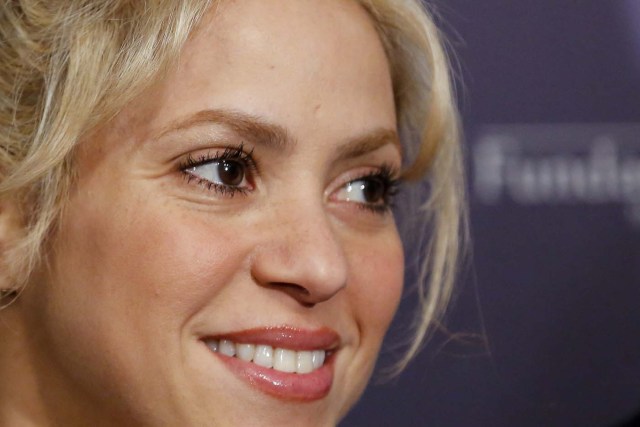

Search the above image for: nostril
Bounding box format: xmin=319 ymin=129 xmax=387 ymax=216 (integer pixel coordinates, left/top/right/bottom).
xmin=267 ymin=282 xmax=316 ymax=308
xmin=249 ymin=235 xmax=347 ymax=306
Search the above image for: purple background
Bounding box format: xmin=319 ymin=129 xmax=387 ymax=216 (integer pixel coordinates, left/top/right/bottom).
xmin=342 ymin=1 xmax=640 ymax=426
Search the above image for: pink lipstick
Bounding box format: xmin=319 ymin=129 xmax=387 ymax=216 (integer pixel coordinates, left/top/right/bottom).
xmin=201 ymin=326 xmax=339 ymax=401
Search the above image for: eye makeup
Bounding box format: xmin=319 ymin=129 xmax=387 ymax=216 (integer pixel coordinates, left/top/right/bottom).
xmin=331 ymin=163 xmax=401 ymax=215
xmin=177 ymin=142 xmax=401 ymax=215
xmin=179 ymin=143 xmax=258 ymax=197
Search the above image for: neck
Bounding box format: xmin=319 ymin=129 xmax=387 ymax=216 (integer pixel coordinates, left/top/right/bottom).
xmin=0 ymin=303 xmax=48 ymax=427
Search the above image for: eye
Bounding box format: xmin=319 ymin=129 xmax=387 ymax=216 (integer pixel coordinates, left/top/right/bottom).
xmin=180 ymin=145 xmax=256 ymax=196
xmin=186 ymin=159 xmax=248 ymax=188
xmin=337 ymin=177 xmax=386 ymax=204
xmin=332 ymin=165 xmax=400 ymax=214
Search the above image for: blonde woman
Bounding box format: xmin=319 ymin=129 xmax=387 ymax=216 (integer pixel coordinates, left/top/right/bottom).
xmin=0 ymin=0 xmax=464 ymax=425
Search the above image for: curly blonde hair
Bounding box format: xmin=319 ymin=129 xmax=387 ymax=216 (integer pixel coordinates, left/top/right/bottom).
xmin=0 ymin=0 xmax=465 ymax=371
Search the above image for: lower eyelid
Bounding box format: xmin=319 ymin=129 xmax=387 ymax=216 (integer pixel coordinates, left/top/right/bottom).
xmin=179 ymin=152 xmax=256 ymax=191
xmin=180 ymin=170 xmax=250 ymax=198
xmin=331 ymin=182 xmax=396 ymax=212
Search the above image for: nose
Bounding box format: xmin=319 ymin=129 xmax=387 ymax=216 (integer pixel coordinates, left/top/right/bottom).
xmin=250 ymin=201 xmax=348 ymax=307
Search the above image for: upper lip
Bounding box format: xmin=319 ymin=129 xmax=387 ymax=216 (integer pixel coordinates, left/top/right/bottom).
xmin=202 ymin=325 xmax=340 ymax=352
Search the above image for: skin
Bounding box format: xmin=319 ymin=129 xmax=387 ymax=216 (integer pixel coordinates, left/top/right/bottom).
xmin=0 ymin=0 xmax=404 ymax=425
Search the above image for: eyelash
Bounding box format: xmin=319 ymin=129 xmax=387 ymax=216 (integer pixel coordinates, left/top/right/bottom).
xmin=178 ymin=144 xmax=401 ymax=214
xmin=179 ymin=144 xmax=257 ymax=197
xmin=351 ymin=164 xmax=401 ymax=215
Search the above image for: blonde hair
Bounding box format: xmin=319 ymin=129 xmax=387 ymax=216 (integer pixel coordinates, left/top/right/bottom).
xmin=0 ymin=0 xmax=465 ymax=371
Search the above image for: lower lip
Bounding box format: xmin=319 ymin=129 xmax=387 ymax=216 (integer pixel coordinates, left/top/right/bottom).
xmin=209 ymin=347 xmax=334 ymax=401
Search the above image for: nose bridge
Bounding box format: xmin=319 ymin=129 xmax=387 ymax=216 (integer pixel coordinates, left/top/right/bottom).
xmin=251 ymin=194 xmax=348 ymax=305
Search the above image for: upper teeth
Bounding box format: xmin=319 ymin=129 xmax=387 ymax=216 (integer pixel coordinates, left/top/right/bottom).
xmin=206 ymin=339 xmax=326 ymax=374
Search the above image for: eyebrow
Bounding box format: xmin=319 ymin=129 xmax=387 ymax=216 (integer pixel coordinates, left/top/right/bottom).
xmin=156 ymin=109 xmax=291 ymax=152
xmin=335 ymin=128 xmax=401 ymax=160
xmin=156 ymin=108 xmax=400 ymax=159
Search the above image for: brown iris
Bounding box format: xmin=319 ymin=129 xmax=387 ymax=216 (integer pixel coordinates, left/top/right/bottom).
xmin=217 ymin=160 xmax=245 ymax=186
xmin=361 ymin=178 xmax=385 ymax=204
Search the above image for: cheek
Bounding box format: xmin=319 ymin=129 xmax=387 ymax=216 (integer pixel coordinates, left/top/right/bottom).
xmin=27 ymin=190 xmax=250 ymax=420
xmin=349 ymin=233 xmax=404 ymax=342
xmin=38 ymin=191 xmax=245 ymax=376
xmin=59 ymin=200 xmax=242 ymax=326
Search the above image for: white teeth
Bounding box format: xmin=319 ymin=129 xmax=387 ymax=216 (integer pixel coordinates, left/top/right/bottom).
xmin=236 ymin=343 xmax=255 ymax=362
xmin=206 ymin=339 xmax=328 ymax=374
xmin=296 ymin=351 xmax=314 ymax=374
xmin=274 ymin=348 xmax=297 ymax=373
xmin=219 ymin=339 xmax=236 ymax=357
xmin=312 ymin=350 xmax=325 ymax=370
xmin=253 ymin=345 xmax=274 ymax=368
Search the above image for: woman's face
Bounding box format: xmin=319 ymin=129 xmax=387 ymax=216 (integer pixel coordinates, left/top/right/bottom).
xmin=20 ymin=0 xmax=403 ymax=425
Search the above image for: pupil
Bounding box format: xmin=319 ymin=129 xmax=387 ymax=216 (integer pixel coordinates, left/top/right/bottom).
xmin=218 ymin=160 xmax=244 ymax=186
xmin=363 ymin=179 xmax=385 ymax=203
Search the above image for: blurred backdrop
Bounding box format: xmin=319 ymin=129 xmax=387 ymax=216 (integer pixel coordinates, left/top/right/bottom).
xmin=342 ymin=1 xmax=640 ymax=426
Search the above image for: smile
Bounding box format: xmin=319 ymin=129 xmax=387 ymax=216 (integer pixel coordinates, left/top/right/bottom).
xmin=201 ymin=326 xmax=339 ymax=401
xmin=205 ymin=339 xmax=326 ymax=374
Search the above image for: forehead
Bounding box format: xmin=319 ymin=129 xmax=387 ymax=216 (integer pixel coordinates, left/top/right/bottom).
xmin=122 ymin=0 xmax=396 ymax=143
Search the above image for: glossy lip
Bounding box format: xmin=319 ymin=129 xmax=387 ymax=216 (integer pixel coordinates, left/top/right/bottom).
xmin=201 ymin=326 xmax=340 ymax=401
